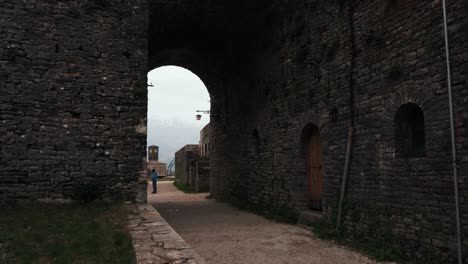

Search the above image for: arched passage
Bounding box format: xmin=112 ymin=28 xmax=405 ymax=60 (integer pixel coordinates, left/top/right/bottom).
xmin=302 ymin=124 xmax=324 ymax=211
xmin=148 ymin=49 xmax=221 ymax=96
xmin=147 ymin=0 xmax=259 ymax=200
xmin=147 ymin=65 xmax=211 ymax=192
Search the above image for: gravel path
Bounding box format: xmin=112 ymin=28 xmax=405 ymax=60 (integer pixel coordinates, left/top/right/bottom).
xmin=149 ymin=181 xmax=387 ymax=264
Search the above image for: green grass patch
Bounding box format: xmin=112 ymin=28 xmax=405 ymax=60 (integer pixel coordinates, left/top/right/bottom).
xmin=0 ymin=203 xmax=135 ymax=264
xmin=301 ymin=201 xmax=406 ymax=262
xmin=173 ymin=181 xmax=197 ymax=194
xmin=311 ymin=219 xmax=404 ymax=262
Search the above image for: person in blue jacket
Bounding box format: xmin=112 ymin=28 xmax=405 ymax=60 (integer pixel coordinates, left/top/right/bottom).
xmin=151 ymin=169 xmax=158 ymax=194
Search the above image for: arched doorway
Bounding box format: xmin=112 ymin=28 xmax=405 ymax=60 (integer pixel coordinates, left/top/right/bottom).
xmin=303 ymin=124 xmax=324 ymax=210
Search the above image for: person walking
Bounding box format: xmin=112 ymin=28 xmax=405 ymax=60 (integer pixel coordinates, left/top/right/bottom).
xmin=151 ymin=169 xmax=158 ymax=194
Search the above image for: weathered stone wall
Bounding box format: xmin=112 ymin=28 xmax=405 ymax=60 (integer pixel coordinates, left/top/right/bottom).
xmin=175 ymin=147 xmax=187 ymax=186
xmin=174 ymin=145 xmax=209 ymax=192
xmin=196 ymin=160 xmax=210 ymax=193
xmin=189 ymin=159 xmax=197 ymax=191
xmin=1 ymin=0 xmax=467 ymax=261
xmin=174 ymin=145 xmax=199 ymax=187
xmin=0 ymin=0 xmax=148 ymax=202
xmin=199 ymin=124 xmax=211 ymax=157
xmin=208 ymin=0 xmax=468 ymax=262
xmin=188 ymin=159 xmax=210 ymax=193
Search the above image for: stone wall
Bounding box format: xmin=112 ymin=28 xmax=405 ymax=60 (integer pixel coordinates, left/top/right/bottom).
xmin=175 ymin=145 xmax=199 ymax=187
xmin=188 ymin=159 xmax=210 ymax=193
xmin=174 ymin=145 xmax=209 ymax=192
xmin=143 ymin=0 xmax=467 ymax=259
xmin=189 ymin=159 xmax=198 ymax=191
xmin=1 ymin=0 xmax=467 ymax=261
xmin=0 ymin=0 xmax=148 ymax=202
xmin=207 ymin=0 xmax=468 ymax=262
xmin=199 ymin=124 xmax=211 ymax=157
xmin=196 ymin=160 xmax=210 ymax=193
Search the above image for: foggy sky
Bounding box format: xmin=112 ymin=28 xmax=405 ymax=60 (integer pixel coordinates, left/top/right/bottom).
xmin=147 ymin=66 xmax=210 ymax=164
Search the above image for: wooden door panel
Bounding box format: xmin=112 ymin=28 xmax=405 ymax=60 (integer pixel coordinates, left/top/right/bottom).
xmin=306 ymin=127 xmax=323 ymax=210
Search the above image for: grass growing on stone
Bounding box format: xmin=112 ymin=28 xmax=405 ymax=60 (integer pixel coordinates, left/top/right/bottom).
xmin=173 ymin=181 xmax=197 ymax=194
xmin=311 ymin=219 xmax=405 ymax=263
xmin=0 ymin=203 xmax=135 ymax=264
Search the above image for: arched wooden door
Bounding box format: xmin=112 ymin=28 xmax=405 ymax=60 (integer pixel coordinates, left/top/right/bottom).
xmin=306 ymin=126 xmax=323 ymax=210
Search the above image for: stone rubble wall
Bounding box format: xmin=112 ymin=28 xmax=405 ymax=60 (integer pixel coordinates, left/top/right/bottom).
xmin=1 ymin=0 xmax=467 ymax=261
xmin=174 ymin=145 xmax=199 ymax=188
xmin=208 ymin=0 xmax=468 ymax=262
xmin=174 ymin=145 xmax=209 ymax=192
xmin=196 ymin=160 xmax=210 ymax=193
xmin=188 ymin=159 xmax=210 ymax=193
xmin=0 ymin=0 xmax=148 ymax=202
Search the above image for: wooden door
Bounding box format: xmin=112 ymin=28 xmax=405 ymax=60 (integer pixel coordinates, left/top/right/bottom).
xmin=306 ymin=127 xmax=323 ymax=210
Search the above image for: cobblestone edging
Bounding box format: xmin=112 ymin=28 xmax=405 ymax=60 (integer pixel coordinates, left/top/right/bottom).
xmin=127 ymin=204 xmax=206 ymax=264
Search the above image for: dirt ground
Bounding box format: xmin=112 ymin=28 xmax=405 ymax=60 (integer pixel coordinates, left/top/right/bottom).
xmin=149 ymin=181 xmax=388 ymax=264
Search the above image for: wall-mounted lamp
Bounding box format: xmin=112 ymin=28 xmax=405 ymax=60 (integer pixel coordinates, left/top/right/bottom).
xmin=196 ymin=110 xmax=210 ymax=120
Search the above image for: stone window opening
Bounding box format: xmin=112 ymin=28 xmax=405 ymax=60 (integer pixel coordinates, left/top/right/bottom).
xmin=395 ymin=103 xmax=426 ymax=158
xmin=202 ymin=144 xmax=209 ymax=156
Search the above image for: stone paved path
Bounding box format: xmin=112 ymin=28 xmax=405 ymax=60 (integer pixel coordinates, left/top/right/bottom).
xmin=128 ymin=203 xmax=206 ymax=264
xmin=150 ymin=181 xmax=391 ymax=264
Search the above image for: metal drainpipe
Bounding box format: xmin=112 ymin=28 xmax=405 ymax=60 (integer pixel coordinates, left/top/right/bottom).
xmin=441 ymin=1 xmax=463 ymax=263
xmin=336 ymin=0 xmax=356 ymax=232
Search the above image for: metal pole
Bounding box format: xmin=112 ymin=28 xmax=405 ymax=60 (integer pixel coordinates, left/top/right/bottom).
xmin=337 ymin=0 xmax=356 ymax=232
xmin=441 ymin=1 xmax=463 ymax=263
xmin=336 ymin=127 xmax=353 ymax=231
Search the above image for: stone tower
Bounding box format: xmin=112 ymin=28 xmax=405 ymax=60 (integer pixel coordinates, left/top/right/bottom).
xmin=148 ymin=145 xmax=159 ymax=161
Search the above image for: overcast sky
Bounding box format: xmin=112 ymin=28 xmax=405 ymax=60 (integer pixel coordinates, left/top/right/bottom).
xmin=147 ymin=66 xmax=210 ymax=164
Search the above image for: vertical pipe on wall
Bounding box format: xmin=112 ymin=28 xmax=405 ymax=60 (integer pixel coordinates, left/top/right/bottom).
xmin=336 ymin=127 xmax=354 ymax=231
xmin=441 ymin=1 xmax=463 ymax=263
xmin=336 ymin=0 xmax=356 ymax=232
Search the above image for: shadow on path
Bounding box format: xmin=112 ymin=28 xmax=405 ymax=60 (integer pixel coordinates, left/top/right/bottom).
xmin=149 ymin=181 xmax=384 ymax=264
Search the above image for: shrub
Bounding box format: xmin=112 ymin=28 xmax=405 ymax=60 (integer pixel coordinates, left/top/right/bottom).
xmin=173 ymin=180 xmax=196 ymax=194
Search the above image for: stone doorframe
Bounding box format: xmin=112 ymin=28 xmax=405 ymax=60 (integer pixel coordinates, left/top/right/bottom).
xmin=289 ymin=111 xmax=328 ymax=211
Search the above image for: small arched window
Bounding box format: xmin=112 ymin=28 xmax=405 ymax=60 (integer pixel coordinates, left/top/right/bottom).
xmin=395 ymin=103 xmax=426 ymax=157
